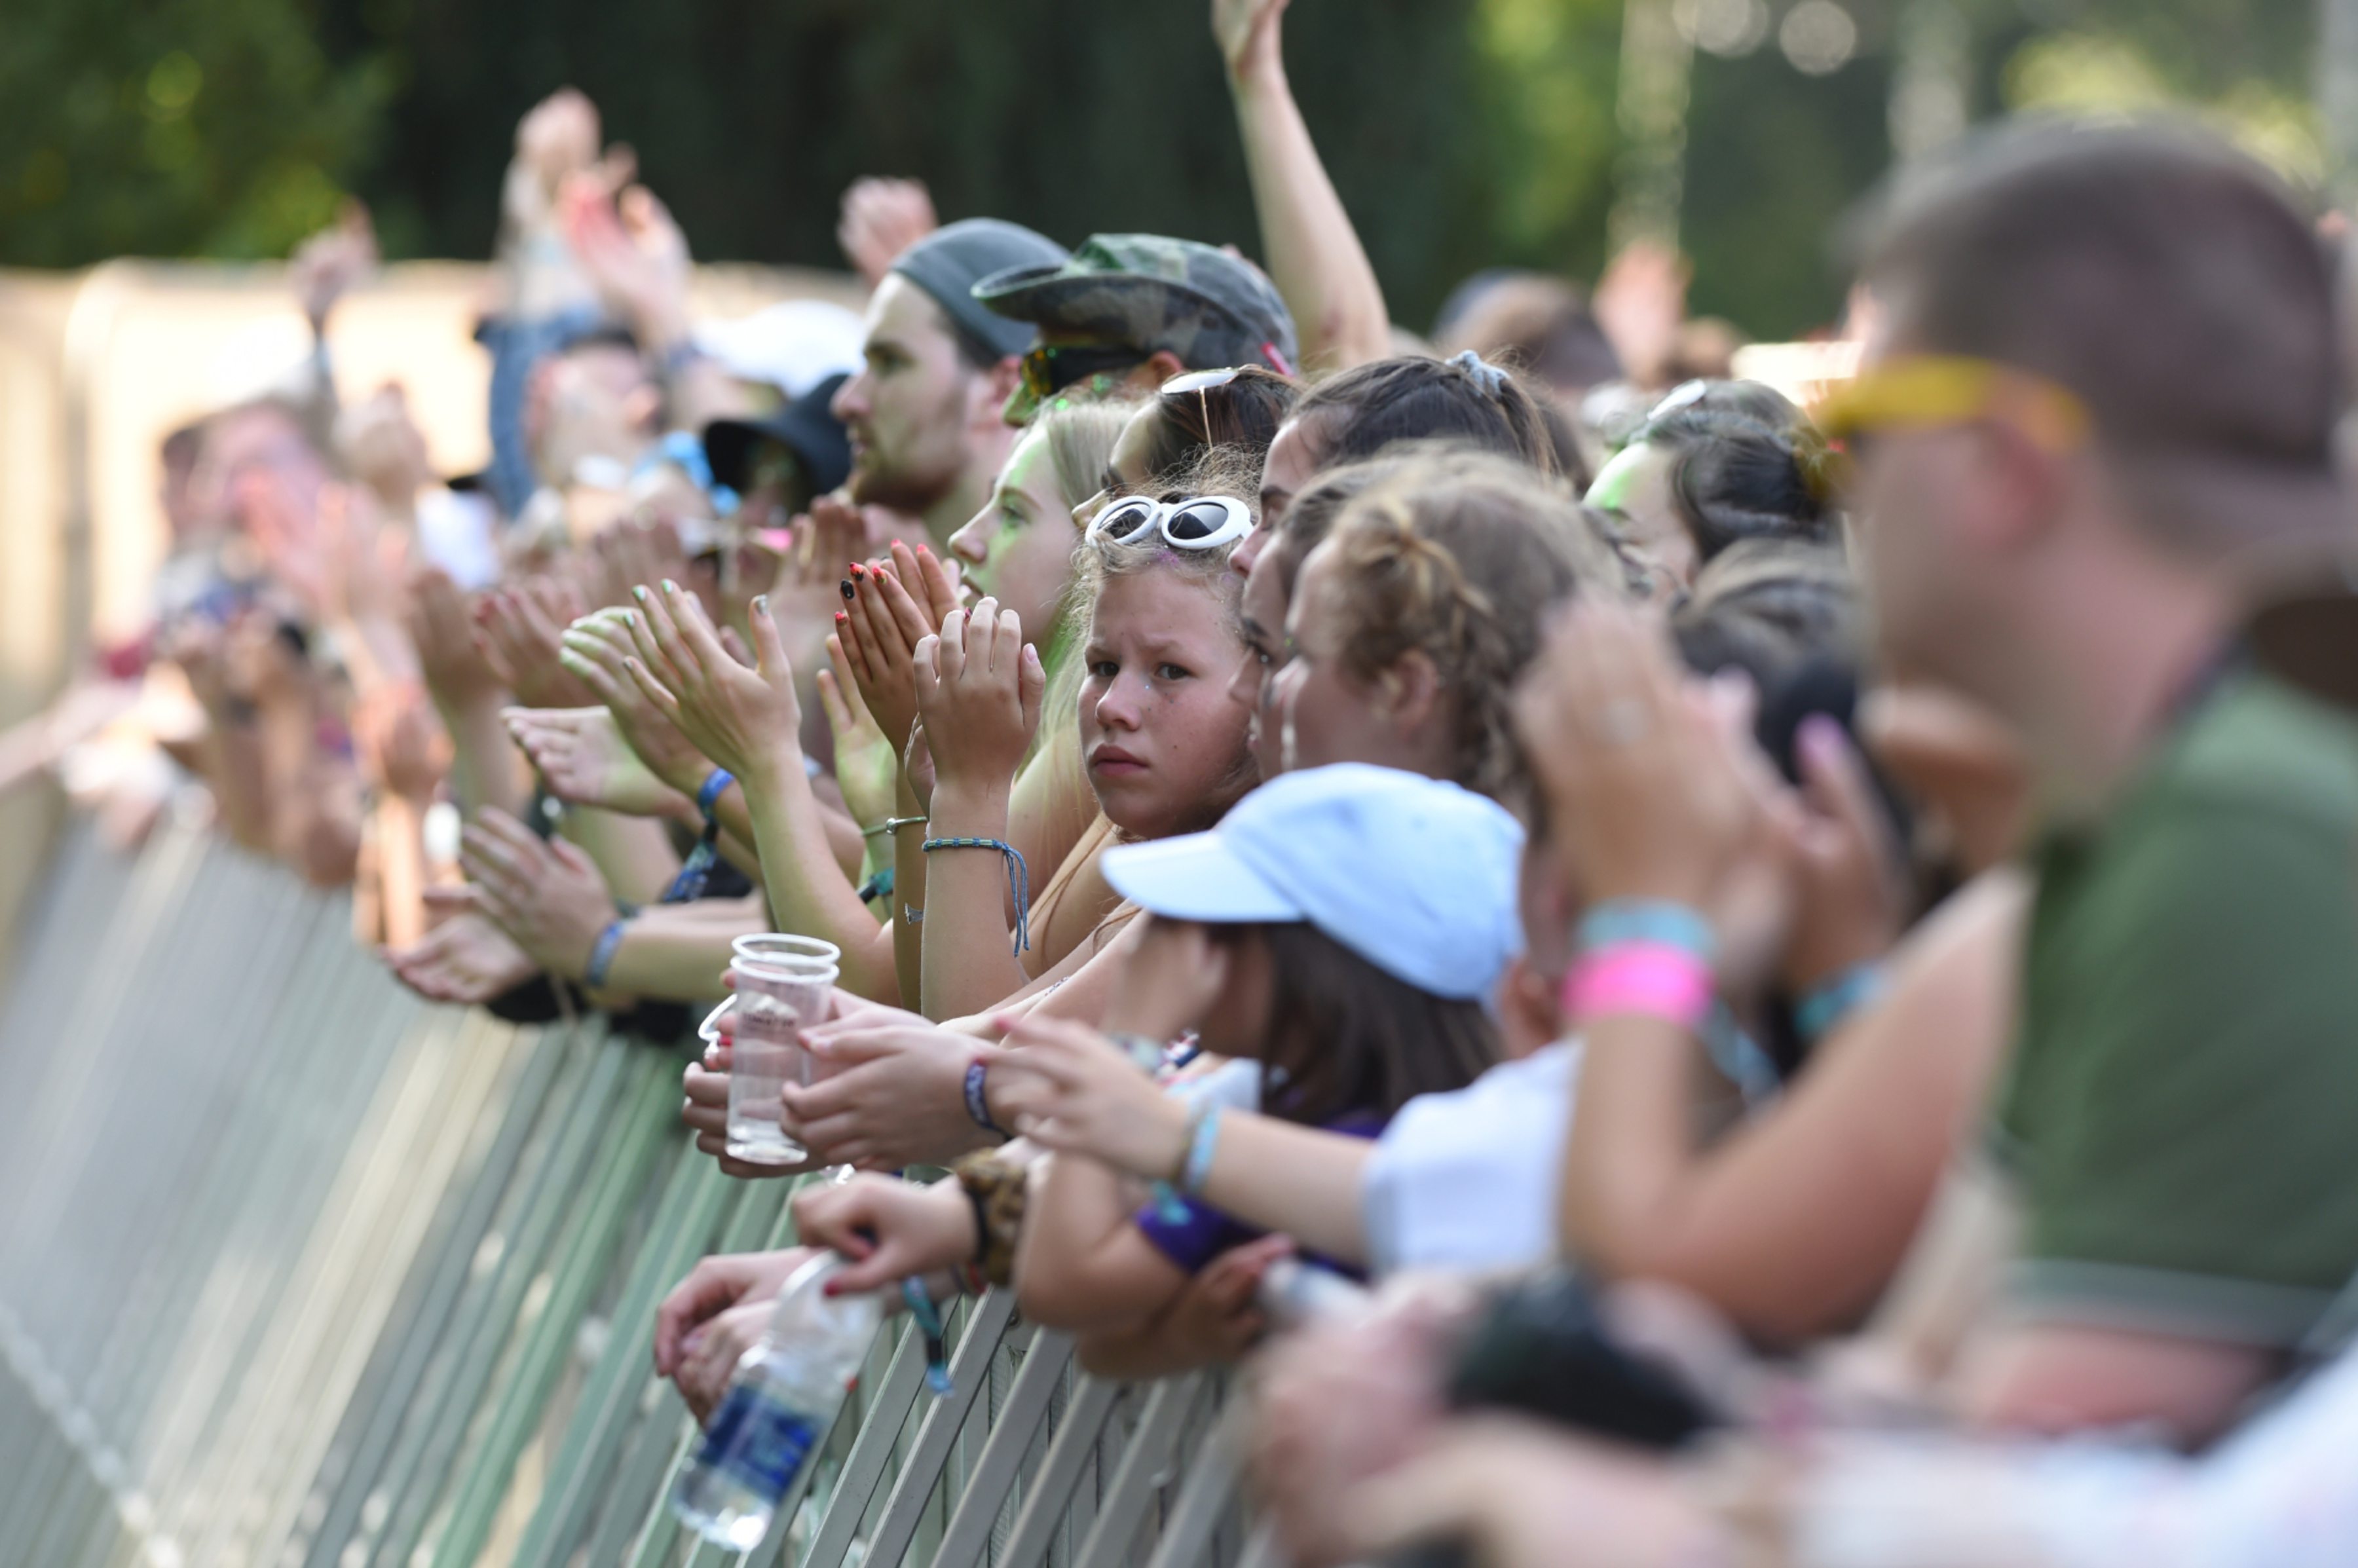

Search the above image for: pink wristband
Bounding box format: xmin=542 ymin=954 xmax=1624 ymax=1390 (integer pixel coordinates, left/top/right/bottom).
xmin=1563 ymin=941 xmax=1716 ymax=1034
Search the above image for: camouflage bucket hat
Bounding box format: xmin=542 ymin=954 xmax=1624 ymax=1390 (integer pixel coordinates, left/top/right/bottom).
xmin=972 ymin=233 xmax=1299 ymax=375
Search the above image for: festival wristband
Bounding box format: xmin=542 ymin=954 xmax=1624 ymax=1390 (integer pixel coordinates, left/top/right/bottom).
xmin=964 ymin=1057 xmax=1011 ymax=1140
xmin=1179 ymin=1104 xmax=1223 ymax=1195
xmin=694 ymin=768 xmax=734 ymax=821
xmin=1563 ymin=941 xmax=1716 ymax=1035
xmin=921 ymin=836 xmax=1032 ymax=954
xmin=1795 ymin=961 xmax=1888 ymax=1043
xmin=1578 ymin=899 xmax=1717 ymax=962
xmin=584 ymin=917 xmax=631 ymax=989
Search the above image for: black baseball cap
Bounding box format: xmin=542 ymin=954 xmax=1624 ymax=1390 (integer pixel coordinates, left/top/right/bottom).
xmin=702 ymin=372 xmax=853 ymax=498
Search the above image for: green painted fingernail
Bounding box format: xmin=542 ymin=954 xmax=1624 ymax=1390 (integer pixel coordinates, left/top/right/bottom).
xmin=632 ymin=586 xmax=648 ymax=603
xmin=661 ymin=578 xmax=678 ymax=593
xmin=755 ymin=595 xmax=768 ymax=615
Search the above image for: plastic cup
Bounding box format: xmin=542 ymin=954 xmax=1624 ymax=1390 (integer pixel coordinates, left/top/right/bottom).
xmin=731 ymin=934 xmax=840 ymax=973
xmin=711 ymin=935 xmax=842 ymax=1165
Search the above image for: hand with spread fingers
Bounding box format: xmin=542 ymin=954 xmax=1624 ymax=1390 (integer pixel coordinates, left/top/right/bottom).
xmin=836 ymin=540 xmax=958 ymax=754
xmin=836 ymin=176 xmax=939 ymax=292
xmin=557 ymin=608 xmax=717 ymax=798
xmin=407 ymin=567 xmax=506 ymax=712
xmin=986 ymin=1013 xmax=1189 ymax=1182
xmin=1510 ymin=600 xmax=1759 ymax=920
xmin=504 ymin=704 xmax=694 ymax=821
xmin=458 ymin=807 xmax=621 ymax=982
xmin=792 ymin=1174 xmax=978 ymax=1296
xmin=623 ymin=581 xmax=803 ymax=791
xmin=477 ymin=576 xmax=596 ymax=709
xmin=591 ymin=514 xmax=696 ymax=614
xmin=353 ymin=682 xmax=451 ymax=805
xmin=912 ymin=595 xmax=1045 ymax=800
xmin=386 ymin=891 xmax=538 ymax=1005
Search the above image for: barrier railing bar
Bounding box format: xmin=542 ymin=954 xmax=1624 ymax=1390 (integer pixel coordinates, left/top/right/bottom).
xmin=862 ymin=1290 xmax=1020 ymax=1568
xmin=1072 ymin=1377 xmax=1208 ymax=1568
xmin=425 ymin=1049 xmax=679 ymax=1568
xmin=293 ymin=1016 xmax=567 ymax=1568
xmin=994 ymin=1375 xmax=1124 ymax=1568
xmin=362 ymin=1026 xmax=626 ymax=1568
xmin=926 ymin=1327 xmax=1074 ymax=1568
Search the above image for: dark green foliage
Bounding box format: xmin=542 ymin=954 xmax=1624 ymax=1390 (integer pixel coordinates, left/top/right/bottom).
xmin=0 ymin=0 xmax=2324 ymax=339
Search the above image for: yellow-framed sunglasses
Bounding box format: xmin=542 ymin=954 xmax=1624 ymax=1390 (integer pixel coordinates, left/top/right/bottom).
xmin=1814 ymin=355 xmax=2093 ymax=455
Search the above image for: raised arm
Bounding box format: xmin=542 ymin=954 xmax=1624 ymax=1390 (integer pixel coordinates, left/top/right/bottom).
xmin=1216 ymin=0 xmax=1392 ymax=372
xmin=624 ymin=582 xmax=899 ymax=999
xmin=911 ymin=597 xmax=1048 ymax=1018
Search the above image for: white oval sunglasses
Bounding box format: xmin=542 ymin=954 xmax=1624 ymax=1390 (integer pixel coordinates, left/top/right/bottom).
xmin=1084 ymin=493 xmax=1256 ymax=551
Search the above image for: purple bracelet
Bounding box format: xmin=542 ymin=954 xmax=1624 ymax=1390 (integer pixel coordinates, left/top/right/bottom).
xmin=964 ymin=1058 xmax=1010 ymax=1140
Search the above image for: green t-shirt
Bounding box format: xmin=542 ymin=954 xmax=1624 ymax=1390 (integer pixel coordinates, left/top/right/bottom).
xmin=1994 ymin=667 xmax=2358 ymax=1349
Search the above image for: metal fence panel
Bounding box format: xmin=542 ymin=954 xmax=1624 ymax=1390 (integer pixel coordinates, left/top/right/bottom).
xmin=0 ymin=826 xmax=1250 ymax=1568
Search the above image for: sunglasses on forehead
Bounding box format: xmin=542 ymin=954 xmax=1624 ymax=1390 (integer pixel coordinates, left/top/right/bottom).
xmin=1018 ymin=343 xmax=1149 ymax=401
xmin=1085 ymin=493 xmax=1256 ymax=551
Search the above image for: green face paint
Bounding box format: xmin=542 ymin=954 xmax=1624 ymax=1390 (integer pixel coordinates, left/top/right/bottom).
xmin=1582 ymin=439 xmax=1655 ymax=513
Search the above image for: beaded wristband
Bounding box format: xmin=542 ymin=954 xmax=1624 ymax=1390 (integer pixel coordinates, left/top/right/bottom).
xmin=921 ymin=836 xmax=1032 ymax=954
xmin=1563 ymin=940 xmax=1716 ymax=1035
xmin=964 ymin=1057 xmax=1011 ymax=1139
xmin=584 ymin=917 xmax=631 ymax=989
xmin=1578 ymin=899 xmax=1717 ymax=962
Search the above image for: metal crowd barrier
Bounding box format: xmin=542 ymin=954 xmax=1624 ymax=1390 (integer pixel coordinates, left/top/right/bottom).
xmin=0 ymin=816 xmax=1260 ymax=1568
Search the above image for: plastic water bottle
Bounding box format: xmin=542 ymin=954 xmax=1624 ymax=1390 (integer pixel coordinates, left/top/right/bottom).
xmin=670 ymin=1253 xmax=884 ymax=1548
xmin=1256 ymin=1257 xmax=1370 ymax=1329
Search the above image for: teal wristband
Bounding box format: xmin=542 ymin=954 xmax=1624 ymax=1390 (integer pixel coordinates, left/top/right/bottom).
xmin=1578 ymin=899 xmax=1716 ymax=962
xmin=1180 ymin=1104 xmax=1223 ymax=1195
xmin=1796 ymin=961 xmax=1887 ymax=1043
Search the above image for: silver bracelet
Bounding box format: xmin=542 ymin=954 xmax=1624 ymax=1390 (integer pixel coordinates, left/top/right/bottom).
xmin=863 ymin=814 xmax=929 ymax=840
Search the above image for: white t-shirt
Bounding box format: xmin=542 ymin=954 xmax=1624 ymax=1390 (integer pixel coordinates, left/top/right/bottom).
xmin=1361 ymin=1041 xmax=1580 ymax=1278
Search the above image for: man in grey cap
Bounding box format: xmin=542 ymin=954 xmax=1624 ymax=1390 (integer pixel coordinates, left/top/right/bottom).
xmin=829 ymin=217 xmax=1068 ymax=542
xmin=975 ymin=233 xmax=1300 ymax=426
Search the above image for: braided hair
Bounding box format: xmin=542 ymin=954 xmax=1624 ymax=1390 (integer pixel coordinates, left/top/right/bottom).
xmin=1318 ymin=449 xmax=1628 ymax=806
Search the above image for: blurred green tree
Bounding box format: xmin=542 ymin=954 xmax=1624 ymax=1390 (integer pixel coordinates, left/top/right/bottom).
xmin=0 ymin=0 xmax=2329 ymax=341
xmin=0 ymin=0 xmax=395 ymax=265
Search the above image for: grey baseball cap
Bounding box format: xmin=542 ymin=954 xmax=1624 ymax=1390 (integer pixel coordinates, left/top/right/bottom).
xmin=889 ymin=219 xmax=1069 ymax=362
xmin=973 ymin=233 xmax=1299 ymax=374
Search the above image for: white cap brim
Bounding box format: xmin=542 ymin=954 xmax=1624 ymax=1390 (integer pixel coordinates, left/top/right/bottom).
xmin=1101 ymin=832 xmax=1303 ymax=925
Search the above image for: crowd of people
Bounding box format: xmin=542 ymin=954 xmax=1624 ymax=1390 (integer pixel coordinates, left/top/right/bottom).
xmin=17 ymin=0 xmax=2358 ymax=1560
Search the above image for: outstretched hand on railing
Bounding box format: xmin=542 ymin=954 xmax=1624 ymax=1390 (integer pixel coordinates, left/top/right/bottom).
xmin=793 ymin=1174 xmax=978 ymax=1296
xmin=654 ymin=1248 xmax=818 ymax=1423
